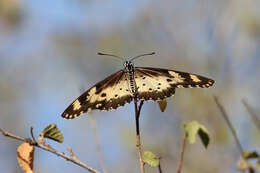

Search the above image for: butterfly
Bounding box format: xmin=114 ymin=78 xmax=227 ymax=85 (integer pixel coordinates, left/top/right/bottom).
xmin=61 ymin=52 xmax=215 ymax=119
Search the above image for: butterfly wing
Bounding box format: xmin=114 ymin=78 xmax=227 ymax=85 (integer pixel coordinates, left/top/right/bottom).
xmin=134 ymin=67 xmax=214 ymax=101
xmin=62 ymin=70 xmax=133 ymax=119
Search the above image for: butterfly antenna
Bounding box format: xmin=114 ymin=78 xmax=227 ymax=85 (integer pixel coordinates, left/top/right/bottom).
xmin=97 ymin=52 xmax=124 ymax=62
xmin=129 ymin=52 xmax=155 ymax=62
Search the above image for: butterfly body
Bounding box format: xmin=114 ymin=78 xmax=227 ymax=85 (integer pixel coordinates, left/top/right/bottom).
xmin=124 ymin=61 xmax=138 ymax=95
xmin=61 ymin=58 xmax=214 ymax=119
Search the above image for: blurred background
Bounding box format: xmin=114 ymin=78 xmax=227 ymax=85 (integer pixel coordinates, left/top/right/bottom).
xmin=0 ymin=0 xmax=260 ymax=172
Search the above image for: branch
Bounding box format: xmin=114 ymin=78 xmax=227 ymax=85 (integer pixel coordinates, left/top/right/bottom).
xmin=214 ymin=96 xmax=253 ymax=173
xmin=158 ymin=161 xmax=163 ymax=173
xmin=213 ymin=96 xmax=244 ymax=155
xmin=89 ymin=116 xmax=108 ymax=173
xmin=242 ymin=99 xmax=260 ymax=130
xmin=176 ymin=136 xmax=186 ymax=173
xmin=157 ymin=156 xmax=163 ymax=173
xmin=134 ymin=96 xmax=145 ymax=173
xmin=0 ymin=128 xmax=100 ymax=173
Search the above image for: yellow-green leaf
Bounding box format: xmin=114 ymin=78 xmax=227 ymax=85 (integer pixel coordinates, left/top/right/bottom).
xmin=242 ymin=150 xmax=259 ymax=160
xmin=157 ymin=100 xmax=167 ymax=112
xmin=183 ymin=121 xmax=210 ymax=148
xmin=143 ymin=151 xmax=160 ymax=167
xmin=42 ymin=124 xmax=64 ymax=143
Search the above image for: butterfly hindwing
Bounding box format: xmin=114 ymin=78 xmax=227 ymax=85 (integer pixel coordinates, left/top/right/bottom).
xmin=134 ymin=67 xmax=214 ymax=101
xmin=62 ymin=70 xmax=133 ymax=119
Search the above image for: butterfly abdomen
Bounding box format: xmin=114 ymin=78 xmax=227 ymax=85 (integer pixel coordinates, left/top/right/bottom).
xmin=128 ymin=70 xmax=138 ymax=94
xmin=124 ymin=61 xmax=138 ymax=94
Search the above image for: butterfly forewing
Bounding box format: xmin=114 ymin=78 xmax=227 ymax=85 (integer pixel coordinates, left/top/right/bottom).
xmin=61 ymin=65 xmax=214 ymax=119
xmin=134 ymin=67 xmax=214 ymax=101
xmin=62 ymin=70 xmax=133 ymax=119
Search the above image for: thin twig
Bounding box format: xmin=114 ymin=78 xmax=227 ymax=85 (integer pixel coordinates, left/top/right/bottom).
xmin=158 ymin=160 xmax=163 ymax=173
xmin=89 ymin=116 xmax=108 ymax=173
xmin=30 ymin=127 xmax=36 ymax=142
xmin=0 ymin=128 xmax=100 ymax=173
xmin=79 ymin=86 xmax=108 ymax=172
xmin=134 ymin=96 xmax=145 ymax=173
xmin=176 ymin=136 xmax=186 ymax=173
xmin=242 ymin=99 xmax=260 ymax=130
xmin=0 ymin=128 xmax=32 ymax=143
xmin=214 ymin=97 xmax=253 ymax=173
xmin=67 ymin=147 xmax=78 ymax=161
xmin=214 ymin=96 xmax=244 ymax=155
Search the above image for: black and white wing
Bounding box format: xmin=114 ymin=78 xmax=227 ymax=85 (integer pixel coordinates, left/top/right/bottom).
xmin=62 ymin=70 xmax=133 ymax=119
xmin=134 ymin=67 xmax=215 ymax=101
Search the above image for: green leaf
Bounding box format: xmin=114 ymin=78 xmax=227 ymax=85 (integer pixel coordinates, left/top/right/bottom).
xmin=198 ymin=128 xmax=210 ymax=148
xmin=183 ymin=121 xmax=210 ymax=148
xmin=143 ymin=151 xmax=160 ymax=167
xmin=157 ymin=100 xmax=167 ymax=112
xmin=242 ymin=150 xmax=259 ymax=160
xmin=42 ymin=124 xmax=64 ymax=143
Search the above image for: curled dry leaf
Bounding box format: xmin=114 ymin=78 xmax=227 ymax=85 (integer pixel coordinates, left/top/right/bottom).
xmin=237 ymin=159 xmax=248 ymax=172
xmin=17 ymin=142 xmax=34 ymax=173
xmin=237 ymin=158 xmax=254 ymax=172
xmin=157 ymin=99 xmax=167 ymax=112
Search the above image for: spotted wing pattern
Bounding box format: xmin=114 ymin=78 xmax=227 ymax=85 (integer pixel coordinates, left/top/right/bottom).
xmin=62 ymin=70 xmax=133 ymax=119
xmin=61 ymin=66 xmax=215 ymax=119
xmin=134 ymin=67 xmax=214 ymax=101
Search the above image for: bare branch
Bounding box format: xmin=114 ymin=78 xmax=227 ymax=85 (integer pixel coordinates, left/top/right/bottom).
xmin=134 ymin=96 xmax=145 ymax=173
xmin=0 ymin=128 xmax=100 ymax=173
xmin=242 ymin=99 xmax=260 ymax=130
xmin=30 ymin=127 xmax=36 ymax=142
xmin=158 ymin=159 xmax=163 ymax=173
xmin=213 ymin=96 xmax=244 ymax=155
xmin=0 ymin=128 xmax=32 ymax=143
xmin=89 ymin=116 xmax=109 ymax=173
xmin=214 ymin=96 xmax=256 ymax=173
xmin=176 ymin=136 xmax=186 ymax=173
xmin=137 ymin=100 xmax=144 ymax=116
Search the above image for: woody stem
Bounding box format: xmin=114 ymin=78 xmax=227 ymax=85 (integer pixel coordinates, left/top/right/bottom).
xmin=134 ymin=96 xmax=145 ymax=173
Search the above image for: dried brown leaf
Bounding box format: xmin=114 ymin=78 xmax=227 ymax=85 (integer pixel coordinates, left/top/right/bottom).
xmin=157 ymin=100 xmax=167 ymax=112
xmin=17 ymin=142 xmax=34 ymax=173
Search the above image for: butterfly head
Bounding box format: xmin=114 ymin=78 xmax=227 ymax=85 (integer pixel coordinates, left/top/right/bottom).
xmin=124 ymin=61 xmax=134 ymax=72
xmin=97 ymin=52 xmax=155 ymax=71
